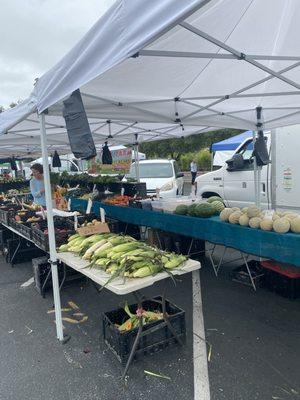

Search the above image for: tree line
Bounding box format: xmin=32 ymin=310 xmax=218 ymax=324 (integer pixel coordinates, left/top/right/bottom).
xmin=139 ymin=128 xmax=242 ymax=170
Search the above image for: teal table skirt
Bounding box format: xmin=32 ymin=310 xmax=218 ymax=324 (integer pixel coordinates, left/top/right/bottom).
xmin=70 ymin=198 xmax=300 ymax=267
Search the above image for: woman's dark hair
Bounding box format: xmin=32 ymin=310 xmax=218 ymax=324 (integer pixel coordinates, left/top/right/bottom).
xmin=30 ymin=163 xmax=43 ymax=174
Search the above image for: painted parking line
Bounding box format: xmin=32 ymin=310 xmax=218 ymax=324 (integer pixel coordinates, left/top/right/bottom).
xmin=20 ymin=276 xmax=34 ymax=288
xmin=192 ymin=270 xmax=210 ymax=400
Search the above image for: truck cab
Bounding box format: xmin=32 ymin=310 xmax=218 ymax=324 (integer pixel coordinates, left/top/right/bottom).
xmin=196 ymin=134 xmax=271 ymax=209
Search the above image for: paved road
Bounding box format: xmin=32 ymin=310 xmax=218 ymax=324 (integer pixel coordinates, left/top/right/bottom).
xmin=0 ymin=245 xmax=299 ymax=400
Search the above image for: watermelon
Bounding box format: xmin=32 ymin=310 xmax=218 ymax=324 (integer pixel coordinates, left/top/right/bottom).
xmin=195 ymin=202 xmax=215 ymax=218
xmin=187 ymin=203 xmax=198 ymax=216
xmin=174 ymin=204 xmax=188 ymax=215
xmin=211 ymin=200 xmax=225 ymax=214
xmin=207 ymin=196 xmax=223 ymax=204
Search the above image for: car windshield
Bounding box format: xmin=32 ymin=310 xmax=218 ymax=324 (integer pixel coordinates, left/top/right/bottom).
xmin=128 ymin=163 xmax=173 ymax=179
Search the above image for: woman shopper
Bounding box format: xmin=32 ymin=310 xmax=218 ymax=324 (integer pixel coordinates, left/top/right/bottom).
xmin=190 ymin=159 xmax=198 ymax=185
xmin=30 ymin=163 xmax=46 ymax=206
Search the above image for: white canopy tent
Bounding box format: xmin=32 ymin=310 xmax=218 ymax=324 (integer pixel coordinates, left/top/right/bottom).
xmin=0 ymin=113 xmax=208 ymax=158
xmin=1 ymin=0 xmax=300 ymax=342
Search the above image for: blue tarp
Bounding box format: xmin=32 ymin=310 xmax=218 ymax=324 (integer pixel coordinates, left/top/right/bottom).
xmin=71 ymin=199 xmax=300 ymax=268
xmin=212 ymin=131 xmax=253 ymax=151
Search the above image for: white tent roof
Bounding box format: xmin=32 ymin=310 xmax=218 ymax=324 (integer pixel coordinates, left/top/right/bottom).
xmin=0 ymin=113 xmax=205 ymax=157
xmin=1 ymin=0 xmax=300 ymax=151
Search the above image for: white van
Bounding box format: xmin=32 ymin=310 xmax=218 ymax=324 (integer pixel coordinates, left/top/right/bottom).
xmin=127 ymin=159 xmax=184 ymax=198
xmin=195 ymin=125 xmax=300 ymax=212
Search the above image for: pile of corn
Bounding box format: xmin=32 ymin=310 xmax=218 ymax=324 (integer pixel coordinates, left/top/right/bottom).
xmin=58 ymin=233 xmax=187 ymax=282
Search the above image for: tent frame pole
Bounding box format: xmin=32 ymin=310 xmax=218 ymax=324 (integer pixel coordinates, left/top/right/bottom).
xmin=134 ymin=134 xmax=140 ymax=182
xmin=38 ymin=112 xmax=64 ymax=342
xmin=255 ymin=107 xmax=264 ymax=208
xmin=252 ymin=130 xmax=259 ymax=207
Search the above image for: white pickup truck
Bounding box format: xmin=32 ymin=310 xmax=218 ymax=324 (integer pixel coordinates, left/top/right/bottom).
xmin=196 ymin=125 xmax=300 ymax=212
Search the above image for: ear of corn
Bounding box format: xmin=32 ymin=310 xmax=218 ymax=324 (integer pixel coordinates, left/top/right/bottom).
xmin=62 ymin=232 xmax=188 ymax=285
xmin=82 ymin=239 xmax=108 ymax=260
xmin=132 ymin=264 xmax=161 ymax=278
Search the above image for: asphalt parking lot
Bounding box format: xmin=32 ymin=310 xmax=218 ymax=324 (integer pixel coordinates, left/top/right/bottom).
xmin=0 ymin=245 xmax=299 ymax=400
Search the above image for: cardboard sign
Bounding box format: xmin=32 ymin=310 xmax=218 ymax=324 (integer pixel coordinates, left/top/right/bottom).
xmin=76 ymin=222 xmax=110 ymax=236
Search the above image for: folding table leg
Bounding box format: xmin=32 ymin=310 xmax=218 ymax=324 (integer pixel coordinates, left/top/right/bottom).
xmin=240 ymin=252 xmax=256 ymax=291
xmin=155 ymin=230 xmax=163 ymax=249
xmin=10 ymin=237 xmax=21 ymax=267
xmin=206 ymin=243 xmax=218 ymax=276
xmin=216 ymin=246 xmax=227 ymax=274
xmin=187 ymin=238 xmax=194 ymax=256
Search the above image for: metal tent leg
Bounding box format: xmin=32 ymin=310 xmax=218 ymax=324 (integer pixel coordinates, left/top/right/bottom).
xmin=206 ymin=243 xmax=218 ymax=276
xmin=241 ymin=252 xmax=257 ymax=291
xmin=39 ymin=112 xmax=64 ymax=342
xmin=216 ymin=246 xmax=227 ymax=274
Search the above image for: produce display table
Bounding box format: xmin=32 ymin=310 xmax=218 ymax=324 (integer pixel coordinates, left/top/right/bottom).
xmin=58 ymin=252 xmax=200 ymax=295
xmin=70 ymin=199 xmax=300 ymax=268
xmin=58 ymin=251 xmax=201 ymax=376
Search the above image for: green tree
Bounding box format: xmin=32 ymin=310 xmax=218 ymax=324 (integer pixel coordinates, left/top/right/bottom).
xmin=140 ymin=128 xmax=242 ymax=159
xmin=195 ymin=149 xmax=211 ymax=170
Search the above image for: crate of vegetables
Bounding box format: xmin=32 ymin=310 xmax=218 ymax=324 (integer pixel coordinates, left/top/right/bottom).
xmin=31 ymin=218 xmax=74 ymax=251
xmin=0 ymin=204 xmax=20 ymax=225
xmin=102 ymin=296 xmax=186 ymax=365
xmin=15 ymin=221 xmax=33 ymax=240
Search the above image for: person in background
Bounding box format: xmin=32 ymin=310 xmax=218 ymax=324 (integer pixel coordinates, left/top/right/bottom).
xmin=190 ymin=159 xmax=198 ymax=185
xmin=30 ymin=163 xmax=46 ymax=206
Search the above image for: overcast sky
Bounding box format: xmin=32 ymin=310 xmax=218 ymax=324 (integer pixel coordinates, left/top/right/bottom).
xmin=0 ymin=0 xmax=115 ymax=107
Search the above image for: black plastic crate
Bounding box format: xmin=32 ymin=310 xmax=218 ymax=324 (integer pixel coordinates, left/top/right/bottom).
xmin=106 ymin=218 xmax=120 ymax=234
xmin=31 ymin=218 xmax=74 ymax=252
xmin=0 ymin=228 xmax=13 ymax=251
xmin=0 ymin=208 xmax=16 ymax=225
xmin=102 ymin=296 xmax=186 ymax=366
xmin=32 ymin=257 xmax=84 ymax=296
xmin=231 ymin=261 xmax=265 ymax=287
xmin=4 ymin=238 xmax=45 ymax=265
xmin=14 ymin=222 xmax=32 ymax=240
xmin=123 ymin=182 xmax=147 ymax=198
xmin=262 ymin=264 xmax=300 ymax=299
xmin=107 ymin=182 xmax=122 ymax=194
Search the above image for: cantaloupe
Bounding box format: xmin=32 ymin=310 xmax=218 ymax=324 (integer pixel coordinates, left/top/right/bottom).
xmin=229 ymin=211 xmax=243 ymax=224
xmin=239 ymin=214 xmax=249 ymax=226
xmin=232 ymin=207 xmax=241 ymax=212
xmin=273 ymin=218 xmax=290 ymax=234
xmin=242 ymin=207 xmax=248 ymax=214
xmin=290 ymin=217 xmax=300 ymax=233
xmin=284 ymin=213 xmax=298 ymax=222
xmin=272 ymin=213 xmax=280 ymax=221
xmin=220 ymin=208 xmax=234 ymax=222
xmin=249 ymin=217 xmax=262 ymax=229
xmin=260 ymin=219 xmax=273 ymax=231
xmin=247 ymin=205 xmax=261 ymax=218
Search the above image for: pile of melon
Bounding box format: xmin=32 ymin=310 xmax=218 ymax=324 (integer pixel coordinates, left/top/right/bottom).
xmin=220 ymin=205 xmax=300 ymax=234
xmin=174 ymin=196 xmax=225 ymax=218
